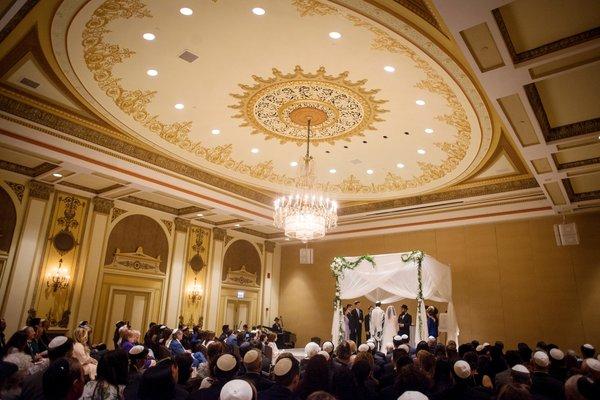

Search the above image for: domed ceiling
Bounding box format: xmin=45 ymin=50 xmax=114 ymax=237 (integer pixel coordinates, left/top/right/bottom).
xmin=51 ymin=0 xmax=493 ymax=201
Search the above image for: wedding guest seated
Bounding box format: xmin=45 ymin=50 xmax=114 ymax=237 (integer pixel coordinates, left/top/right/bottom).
xmin=258 ymin=355 xmax=301 ymax=400
xmin=241 ymin=349 xmax=274 ymax=392
xmin=72 ymin=326 xmax=98 ymax=379
xmin=80 ymin=350 xmax=128 ymax=400
xmin=42 ymin=358 xmax=84 ymax=400
xmin=136 ymin=358 xmax=188 ymax=400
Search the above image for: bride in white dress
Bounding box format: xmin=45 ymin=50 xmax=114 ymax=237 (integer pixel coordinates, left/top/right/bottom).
xmin=382 ymin=305 xmax=398 ymax=347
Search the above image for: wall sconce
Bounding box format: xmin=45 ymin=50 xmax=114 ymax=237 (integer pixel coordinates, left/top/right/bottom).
xmin=187 ymin=277 xmax=203 ymax=303
xmin=237 ymin=291 xmax=245 ymax=299
xmin=46 ymin=258 xmax=70 ymax=292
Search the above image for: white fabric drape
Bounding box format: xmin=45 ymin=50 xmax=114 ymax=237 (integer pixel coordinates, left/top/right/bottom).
xmin=331 ymin=252 xmax=459 ymax=346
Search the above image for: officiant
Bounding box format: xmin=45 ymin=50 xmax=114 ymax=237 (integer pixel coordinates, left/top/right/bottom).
xmin=349 ymin=300 xmax=364 ymax=345
xmin=397 ymin=304 xmax=412 ymax=340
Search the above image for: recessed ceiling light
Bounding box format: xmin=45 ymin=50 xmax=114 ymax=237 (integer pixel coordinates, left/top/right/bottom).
xmin=252 ymin=7 xmax=266 ymax=15
xmin=211 ymin=129 xmax=220 ymax=135
xmin=396 ymin=163 xmax=405 ymax=169
xmin=329 ymin=31 xmax=342 ymax=39
xmin=290 ymin=161 xmax=298 ymax=167
xmin=174 ymin=103 xmax=184 ymax=110
xmin=329 ymin=168 xmax=337 ymax=174
xmin=179 ymin=7 xmax=193 ymax=16
xmin=146 ymin=69 xmax=158 ymax=77
xmin=384 ymin=65 xmax=395 ymax=73
xmin=235 ymin=224 xmax=240 ymax=227
xmin=424 ymin=128 xmax=434 ymax=133
xmin=251 ymin=148 xmax=259 ymax=154
xmin=417 ymin=149 xmax=426 ymax=155
xmin=142 ymin=32 xmax=156 ymax=41
xmin=416 ymin=99 xmax=426 ymax=106
xmin=196 ymin=213 xmax=203 ymax=217
xmin=366 ymin=169 xmax=374 ymax=175
xmin=52 ymin=172 xmax=63 ymax=178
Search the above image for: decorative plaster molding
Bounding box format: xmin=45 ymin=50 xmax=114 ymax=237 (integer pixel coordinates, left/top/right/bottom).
xmin=161 ymin=219 xmax=173 ymax=234
xmin=213 ymin=227 xmax=226 ymax=241
xmin=111 ymin=207 xmax=127 ymax=222
xmin=28 ymin=180 xmax=53 ymax=200
xmin=92 ymin=197 xmax=113 ymax=214
xmin=6 ymin=181 xmax=25 ymax=202
xmin=265 ymin=241 xmax=276 ymax=253
xmin=174 ymin=217 xmax=190 ymax=233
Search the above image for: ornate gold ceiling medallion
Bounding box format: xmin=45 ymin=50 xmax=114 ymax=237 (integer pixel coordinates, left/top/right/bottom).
xmin=230 ymin=66 xmax=387 ymax=145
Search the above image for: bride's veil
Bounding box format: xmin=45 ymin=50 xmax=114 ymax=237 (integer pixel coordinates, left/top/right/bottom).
xmin=386 ymin=305 xmax=395 ymax=319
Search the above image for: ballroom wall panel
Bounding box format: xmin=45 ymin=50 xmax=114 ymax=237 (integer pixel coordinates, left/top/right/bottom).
xmin=279 ymin=212 xmax=600 ymax=349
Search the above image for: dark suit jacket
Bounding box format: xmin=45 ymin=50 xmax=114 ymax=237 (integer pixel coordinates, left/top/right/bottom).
xmin=531 ymin=372 xmax=565 ymax=400
xmin=398 ymin=312 xmax=412 ymax=335
xmin=349 ymin=308 xmax=363 ymax=330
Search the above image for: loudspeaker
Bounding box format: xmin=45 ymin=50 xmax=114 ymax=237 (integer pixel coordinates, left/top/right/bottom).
xmin=300 ymin=247 xmax=314 ymax=264
xmin=553 ymin=222 xmax=579 ymax=246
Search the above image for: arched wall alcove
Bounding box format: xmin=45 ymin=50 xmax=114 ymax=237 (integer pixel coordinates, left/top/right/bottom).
xmin=222 ymin=239 xmax=262 ymax=282
xmin=0 ymin=186 xmax=17 ymax=253
xmin=104 ymin=214 xmax=169 ymax=272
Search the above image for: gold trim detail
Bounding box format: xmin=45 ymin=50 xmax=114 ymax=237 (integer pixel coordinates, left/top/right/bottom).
xmin=161 ymin=219 xmax=173 ymax=234
xmin=92 ymin=197 xmax=113 ymax=214
xmin=78 ymin=0 xmax=473 ymax=196
xmin=110 ymin=207 xmax=127 ymax=222
xmin=230 ymin=66 xmax=387 ymax=145
xmin=6 ymin=181 xmax=25 ymax=202
xmin=28 ymin=180 xmax=53 ymax=200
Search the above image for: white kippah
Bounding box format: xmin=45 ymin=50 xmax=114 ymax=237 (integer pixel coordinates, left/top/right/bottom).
xmin=583 ymin=343 xmax=594 ymax=350
xmin=48 ymin=336 xmax=68 ymax=349
xmin=476 ymin=345 xmax=484 ymax=352
xmin=220 ymin=379 xmax=253 ymax=400
xmin=453 ymin=360 xmax=471 ymax=379
xmin=428 ymin=336 xmax=435 ymax=341
xmin=273 ymin=358 xmax=293 ymax=376
xmin=393 ymin=335 xmax=402 ymax=341
xmin=399 ymin=344 xmax=410 ymax=352
xmin=129 ymin=345 xmax=146 ymax=355
xmin=243 ymin=349 xmax=260 ymax=364
xmin=585 ymin=358 xmax=600 ymax=372
xmin=398 ymin=391 xmax=428 ymax=400
xmin=216 ymin=354 xmax=237 ymax=372
xmin=358 ymin=344 xmax=370 ymax=352
xmin=318 ymin=350 xmax=330 ymax=360
xmin=401 ymin=334 xmax=408 ymax=340
xmin=304 ymin=342 xmax=320 ymax=358
xmin=322 ymin=341 xmax=334 ymax=352
xmin=367 ymin=341 xmax=375 ymax=350
xmin=533 ymin=351 xmax=550 ymax=368
xmin=549 ymin=348 xmax=564 ymax=361
xmin=366 ymin=338 xmax=375 ymax=343
xmin=511 ymin=364 xmax=530 ymax=374
xmin=482 ymin=342 xmax=490 ymax=347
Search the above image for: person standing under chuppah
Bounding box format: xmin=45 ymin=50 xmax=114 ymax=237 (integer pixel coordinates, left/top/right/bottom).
xmin=427 ymin=306 xmax=439 ymax=339
xmin=364 ymin=306 xmax=373 ymax=340
xmin=398 ymin=304 xmax=412 ymax=341
xmin=349 ymin=301 xmax=364 ymax=345
xmin=369 ymin=302 xmax=385 ymax=351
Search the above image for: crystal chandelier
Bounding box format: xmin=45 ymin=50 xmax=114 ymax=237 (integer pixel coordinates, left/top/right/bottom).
xmin=187 ymin=276 xmax=203 ymax=303
xmin=274 ymin=117 xmax=338 ymax=242
xmin=46 ymin=258 xmax=70 ymax=292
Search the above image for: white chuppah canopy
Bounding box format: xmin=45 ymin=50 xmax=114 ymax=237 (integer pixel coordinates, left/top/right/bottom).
xmin=331 ymin=252 xmax=459 ymax=346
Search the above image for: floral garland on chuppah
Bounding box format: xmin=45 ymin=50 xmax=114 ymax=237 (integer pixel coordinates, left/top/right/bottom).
xmin=401 ymin=250 xmax=426 ymax=338
xmin=330 ymin=255 xmax=375 ymax=344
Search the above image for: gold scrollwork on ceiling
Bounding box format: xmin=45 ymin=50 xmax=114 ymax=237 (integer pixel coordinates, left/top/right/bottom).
xmin=230 ymin=66 xmax=388 ymax=145
xmin=80 ymin=0 xmax=472 ymax=195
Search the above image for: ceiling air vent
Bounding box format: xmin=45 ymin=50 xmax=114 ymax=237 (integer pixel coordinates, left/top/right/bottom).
xmin=350 ymin=159 xmax=362 ymax=165
xmin=20 ymin=77 xmax=40 ymax=89
xmin=179 ymin=50 xmax=198 ymax=63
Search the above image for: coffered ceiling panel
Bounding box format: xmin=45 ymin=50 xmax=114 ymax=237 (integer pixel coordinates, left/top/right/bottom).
xmin=51 ymin=0 xmax=494 ymax=201
xmin=496 ymin=0 xmax=600 ymax=54
xmin=569 ymin=171 xmax=600 ymax=194
xmin=535 ymin=63 xmax=600 ymax=128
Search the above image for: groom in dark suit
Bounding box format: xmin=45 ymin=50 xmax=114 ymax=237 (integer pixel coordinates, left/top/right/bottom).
xmin=349 ymin=300 xmax=364 ymax=345
xmin=397 ymin=304 xmax=412 ymax=339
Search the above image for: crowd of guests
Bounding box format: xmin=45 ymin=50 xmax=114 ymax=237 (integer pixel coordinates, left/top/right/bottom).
xmin=0 ymin=316 xmax=599 ymax=400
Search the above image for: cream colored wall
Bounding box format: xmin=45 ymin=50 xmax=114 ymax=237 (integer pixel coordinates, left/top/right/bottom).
xmin=279 ymin=213 xmax=600 ymax=350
